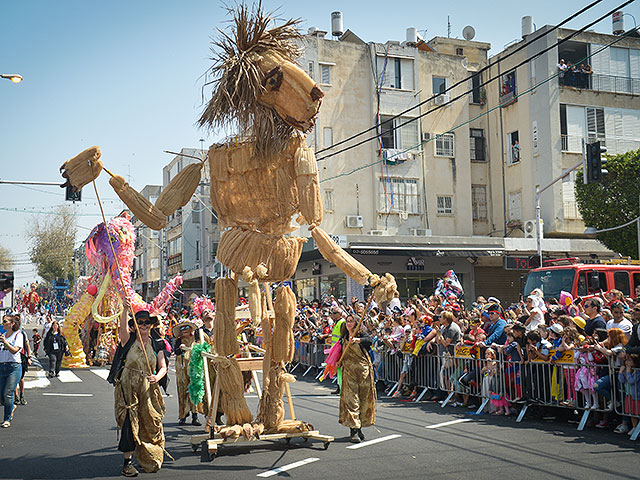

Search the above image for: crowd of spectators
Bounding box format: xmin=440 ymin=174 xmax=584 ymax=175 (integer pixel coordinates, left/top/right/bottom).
xmin=558 ymin=58 xmax=593 ymax=88
xmin=291 ymin=288 xmax=640 ymax=436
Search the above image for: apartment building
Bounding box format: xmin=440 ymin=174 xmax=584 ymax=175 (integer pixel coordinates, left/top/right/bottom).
xmin=291 ymin=19 xmax=633 ymax=303
xmin=162 ymin=148 xmax=220 ymax=300
xmin=131 ymin=185 xmax=162 ymax=300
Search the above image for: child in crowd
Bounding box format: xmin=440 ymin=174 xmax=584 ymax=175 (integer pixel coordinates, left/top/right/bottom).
xmin=618 ymin=354 xmax=640 ymax=434
xmin=574 ymin=342 xmax=598 ymax=409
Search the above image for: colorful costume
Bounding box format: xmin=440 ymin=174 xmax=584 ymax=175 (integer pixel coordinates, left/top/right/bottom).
xmin=114 ymin=340 xmax=165 ymax=473
xmin=175 ymin=333 xmax=206 ymax=420
xmin=23 ymin=284 xmax=40 ymax=314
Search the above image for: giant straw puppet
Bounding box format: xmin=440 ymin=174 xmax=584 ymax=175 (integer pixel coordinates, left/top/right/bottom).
xmin=60 ymin=4 xmax=396 ymax=432
xmin=61 ymin=213 xmax=182 ymax=368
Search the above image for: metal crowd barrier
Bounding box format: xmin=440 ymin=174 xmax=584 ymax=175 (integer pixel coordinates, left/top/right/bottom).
xmin=612 ymin=364 xmax=640 ymax=441
xmin=290 ymin=341 xmax=638 ymax=439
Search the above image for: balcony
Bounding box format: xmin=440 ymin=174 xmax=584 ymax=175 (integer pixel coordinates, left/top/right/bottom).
xmin=560 ymin=72 xmax=640 ymax=95
xmin=561 ymin=135 xmax=640 ymax=156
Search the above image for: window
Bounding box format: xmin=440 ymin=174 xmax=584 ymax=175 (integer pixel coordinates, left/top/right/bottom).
xmin=471 ymin=72 xmax=483 ymax=104
xmin=614 ymin=271 xmax=631 ymax=296
xmin=376 ymin=55 xmax=414 ymax=90
xmin=456 ymin=47 xmax=464 ymax=56
xmin=634 ymin=273 xmax=640 ymax=296
xmin=470 ymin=129 xmax=486 ymax=161
xmin=432 ymin=76 xmax=448 ymax=96
xmin=471 ymin=185 xmax=488 ymax=220
xmin=320 ymin=64 xmax=331 ymax=85
xmin=323 ymin=127 xmax=333 ymax=148
xmin=324 ymin=189 xmax=334 ymax=212
xmin=151 ymin=258 xmax=159 ymax=269
xmin=508 ymin=191 xmax=522 ymax=221
xmin=379 ymin=177 xmax=420 ymax=214
xmin=586 ymin=107 xmax=605 ymax=144
xmin=507 ymin=131 xmax=520 ymax=164
xmin=436 ymin=195 xmax=453 ymax=215
xmin=308 ymin=61 xmax=314 ymax=79
xmin=435 ymin=133 xmax=455 ymax=157
xmin=500 ymin=70 xmax=517 ymax=100
xmin=378 ymin=115 xmax=419 ymax=151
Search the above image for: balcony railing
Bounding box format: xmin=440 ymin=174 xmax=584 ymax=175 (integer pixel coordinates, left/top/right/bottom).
xmin=561 ymin=135 xmax=640 ymax=155
xmin=559 ymin=72 xmax=640 ymax=95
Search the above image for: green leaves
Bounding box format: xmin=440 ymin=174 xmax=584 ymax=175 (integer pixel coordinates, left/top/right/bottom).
xmin=575 ymin=149 xmax=640 ymax=258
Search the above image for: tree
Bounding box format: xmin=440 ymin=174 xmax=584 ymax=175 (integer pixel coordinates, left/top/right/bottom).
xmin=0 ymin=245 xmax=11 ymax=270
xmin=26 ymin=205 xmax=78 ymax=283
xmin=575 ymin=148 xmax=640 ymax=258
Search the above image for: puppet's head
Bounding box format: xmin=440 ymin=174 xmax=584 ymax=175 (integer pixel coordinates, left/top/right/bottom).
xmin=85 ymin=212 xmax=135 ymax=281
xmin=199 ymin=3 xmax=323 ymax=156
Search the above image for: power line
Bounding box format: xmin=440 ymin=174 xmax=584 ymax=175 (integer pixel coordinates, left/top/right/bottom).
xmin=320 ymin=25 xmax=640 ymax=184
xmin=315 ymin=0 xmax=605 ymax=157
xmin=316 ymin=0 xmax=633 ymax=162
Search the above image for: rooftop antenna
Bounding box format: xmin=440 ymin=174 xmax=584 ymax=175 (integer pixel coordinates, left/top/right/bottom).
xmin=447 ymin=16 xmax=451 ymax=38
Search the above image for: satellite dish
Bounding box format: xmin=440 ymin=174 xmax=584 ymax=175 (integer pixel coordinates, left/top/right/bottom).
xmin=462 ymin=25 xmax=476 ymax=41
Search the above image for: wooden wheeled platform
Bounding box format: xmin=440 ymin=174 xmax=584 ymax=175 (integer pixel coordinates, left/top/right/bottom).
xmin=189 ymin=327 xmax=334 ymax=461
xmin=190 ymin=430 xmax=335 ymax=461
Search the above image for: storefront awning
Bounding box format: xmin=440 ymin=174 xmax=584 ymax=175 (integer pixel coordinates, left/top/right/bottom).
xmin=347 ymin=245 xmax=505 ymax=257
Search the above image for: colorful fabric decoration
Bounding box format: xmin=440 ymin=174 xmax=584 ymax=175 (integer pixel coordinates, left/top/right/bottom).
xmin=435 ymin=269 xmax=464 ymax=303
xmin=320 ymin=341 xmax=342 ymax=381
xmin=192 ymin=296 xmax=215 ymax=318
xmin=188 ymin=342 xmax=212 ymax=406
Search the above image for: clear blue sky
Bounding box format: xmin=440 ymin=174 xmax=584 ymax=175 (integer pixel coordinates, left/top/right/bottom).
xmin=0 ymin=0 xmax=634 ymax=284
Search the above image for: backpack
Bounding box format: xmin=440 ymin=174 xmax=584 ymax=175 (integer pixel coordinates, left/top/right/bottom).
xmin=107 ymin=335 xmax=167 ymax=389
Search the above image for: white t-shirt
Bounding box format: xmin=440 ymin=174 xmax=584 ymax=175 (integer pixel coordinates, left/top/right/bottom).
xmin=606 ymin=318 xmax=633 ymax=338
xmin=0 ymin=329 xmax=24 ymax=363
xmin=526 ymin=308 xmax=545 ymax=331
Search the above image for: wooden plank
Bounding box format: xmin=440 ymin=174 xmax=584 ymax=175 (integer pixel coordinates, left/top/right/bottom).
xmin=237 ymin=358 xmax=264 ymax=372
xmin=190 ymin=433 xmax=209 ymax=445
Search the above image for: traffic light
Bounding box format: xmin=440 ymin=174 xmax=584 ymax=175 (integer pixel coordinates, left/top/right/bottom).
xmin=0 ymin=271 xmax=14 ymax=290
xmin=65 ymin=184 xmax=82 ymax=202
xmin=586 ymin=141 xmax=608 ymax=184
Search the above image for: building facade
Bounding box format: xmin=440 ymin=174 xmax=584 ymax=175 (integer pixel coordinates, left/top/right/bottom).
xmin=131 ymin=185 xmax=162 ymax=300
xmin=290 ymin=21 xmax=638 ymax=304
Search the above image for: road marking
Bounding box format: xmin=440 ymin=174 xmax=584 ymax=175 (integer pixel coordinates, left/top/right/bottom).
xmin=257 ymin=458 xmax=320 ymax=478
xmin=91 ymin=369 xmax=110 ymax=380
xmin=346 ymin=434 xmax=401 ymax=450
xmin=426 ymin=419 xmax=471 ymax=429
xmin=43 ymin=393 xmax=93 ymax=397
xmin=57 ymin=371 xmax=83 ymax=383
xmin=24 ymin=370 xmax=50 ymax=389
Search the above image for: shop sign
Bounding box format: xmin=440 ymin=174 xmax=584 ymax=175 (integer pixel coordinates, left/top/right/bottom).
xmin=504 ymin=256 xmax=532 ymax=270
xmin=314 ymin=234 xmax=347 ymax=250
xmin=351 ymin=249 xmax=379 ymax=255
xmin=406 ymin=257 xmax=424 ymax=271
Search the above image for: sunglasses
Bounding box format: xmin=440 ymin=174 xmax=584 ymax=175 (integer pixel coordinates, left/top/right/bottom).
xmin=137 ymin=320 xmax=153 ymax=326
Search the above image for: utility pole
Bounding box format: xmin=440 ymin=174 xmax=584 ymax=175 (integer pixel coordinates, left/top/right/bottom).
xmin=200 ymin=139 xmax=207 ymax=296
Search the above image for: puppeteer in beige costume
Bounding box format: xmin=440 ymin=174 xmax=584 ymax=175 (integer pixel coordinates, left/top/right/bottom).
xmin=338 ymin=316 xmax=375 ymax=443
xmin=114 ymin=339 xmax=166 ymax=473
xmin=173 ymin=321 xmax=207 ymax=424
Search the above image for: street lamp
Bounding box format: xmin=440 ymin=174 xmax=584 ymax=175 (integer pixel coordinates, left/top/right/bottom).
xmin=1 ymin=74 xmax=23 ymax=84
xmin=584 ymin=215 xmax=640 ymax=260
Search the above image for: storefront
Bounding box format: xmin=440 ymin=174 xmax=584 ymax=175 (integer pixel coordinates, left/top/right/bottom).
xmin=294 ymin=244 xmax=504 ymax=303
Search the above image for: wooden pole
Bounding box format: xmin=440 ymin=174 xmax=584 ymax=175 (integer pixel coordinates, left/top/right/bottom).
xmin=337 ymin=292 xmax=374 ymax=367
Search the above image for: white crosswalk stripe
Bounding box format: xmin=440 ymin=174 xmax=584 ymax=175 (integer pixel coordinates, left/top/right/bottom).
xmin=91 ymin=369 xmax=110 ymax=380
xmin=57 ymin=370 xmax=83 ymax=383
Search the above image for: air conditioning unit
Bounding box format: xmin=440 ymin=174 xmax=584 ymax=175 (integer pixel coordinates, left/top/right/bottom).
xmin=369 ymin=230 xmax=384 ymax=236
xmin=410 ymin=228 xmax=431 ymax=237
xmin=524 ymin=219 xmax=542 ymax=238
xmin=434 ymin=94 xmax=450 ymax=105
xmin=344 ymin=215 xmax=363 ymax=228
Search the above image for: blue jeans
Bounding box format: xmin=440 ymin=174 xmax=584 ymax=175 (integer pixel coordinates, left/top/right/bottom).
xmin=0 ymin=362 xmax=22 ymax=422
xmin=594 ymin=375 xmax=612 ymax=401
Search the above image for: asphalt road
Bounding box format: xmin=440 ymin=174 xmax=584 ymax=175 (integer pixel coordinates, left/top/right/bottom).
xmin=2 ymin=356 xmax=639 ymax=480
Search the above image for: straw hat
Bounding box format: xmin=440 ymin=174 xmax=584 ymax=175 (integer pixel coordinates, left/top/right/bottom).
xmin=173 ymin=319 xmax=198 ymax=338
